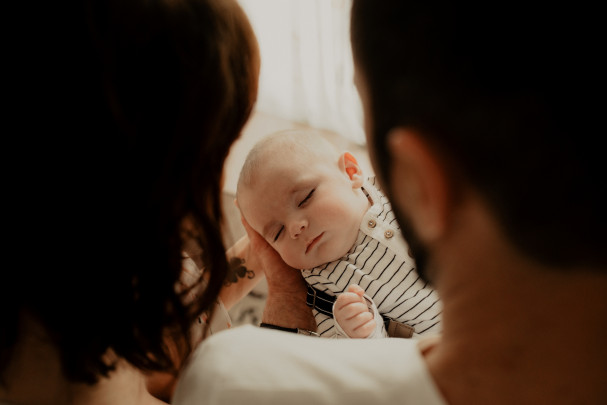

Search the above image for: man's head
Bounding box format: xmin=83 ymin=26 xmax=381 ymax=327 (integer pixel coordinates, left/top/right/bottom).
xmin=351 ymin=0 xmax=606 ymax=279
xmin=237 ymin=129 xmax=369 ymax=269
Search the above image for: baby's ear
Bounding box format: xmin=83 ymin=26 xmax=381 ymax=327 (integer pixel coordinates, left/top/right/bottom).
xmin=339 ymin=152 xmax=364 ymax=188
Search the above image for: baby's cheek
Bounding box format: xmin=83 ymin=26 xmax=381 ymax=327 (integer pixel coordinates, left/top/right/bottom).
xmin=320 ymin=200 xmax=351 ymax=221
xmin=279 ymin=245 xmax=304 ymax=269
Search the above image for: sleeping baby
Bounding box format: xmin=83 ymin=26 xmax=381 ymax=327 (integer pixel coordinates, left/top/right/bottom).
xmin=236 ymin=129 xmax=442 ymax=338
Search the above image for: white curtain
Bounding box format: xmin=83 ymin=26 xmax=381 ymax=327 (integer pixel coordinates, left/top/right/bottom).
xmin=237 ymin=0 xmax=365 ymax=145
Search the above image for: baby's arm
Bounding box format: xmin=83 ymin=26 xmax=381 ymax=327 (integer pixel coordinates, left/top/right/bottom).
xmin=333 ymin=285 xmax=384 ymax=338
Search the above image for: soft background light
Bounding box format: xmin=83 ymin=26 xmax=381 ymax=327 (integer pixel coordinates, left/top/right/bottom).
xmin=237 ymin=0 xmax=364 ymax=145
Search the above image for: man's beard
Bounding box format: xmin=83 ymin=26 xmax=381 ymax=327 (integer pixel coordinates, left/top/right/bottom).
xmin=391 ymin=203 xmax=433 ymax=285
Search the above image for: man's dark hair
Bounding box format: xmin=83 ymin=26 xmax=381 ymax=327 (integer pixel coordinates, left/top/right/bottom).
xmin=351 ymin=0 xmax=606 ymax=270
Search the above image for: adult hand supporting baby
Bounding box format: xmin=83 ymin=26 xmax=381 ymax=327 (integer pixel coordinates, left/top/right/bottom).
xmin=241 ymin=216 xmax=317 ymax=331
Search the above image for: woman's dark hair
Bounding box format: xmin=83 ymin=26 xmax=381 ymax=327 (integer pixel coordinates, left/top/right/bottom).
xmin=351 ymin=0 xmax=606 ymax=270
xmin=2 ymin=0 xmax=258 ymax=384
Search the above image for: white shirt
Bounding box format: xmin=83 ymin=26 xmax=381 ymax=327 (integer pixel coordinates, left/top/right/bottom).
xmin=172 ymin=325 xmax=447 ymax=405
xmin=302 ymin=178 xmax=442 ymax=338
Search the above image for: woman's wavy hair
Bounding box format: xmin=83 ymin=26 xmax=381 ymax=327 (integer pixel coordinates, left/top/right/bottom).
xmin=1 ymin=0 xmax=258 ymax=384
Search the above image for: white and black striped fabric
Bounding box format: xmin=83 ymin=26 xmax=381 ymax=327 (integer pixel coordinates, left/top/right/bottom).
xmin=301 ymin=177 xmax=442 ymax=338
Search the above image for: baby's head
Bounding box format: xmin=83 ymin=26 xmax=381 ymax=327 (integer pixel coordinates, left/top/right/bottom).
xmin=237 ymin=129 xmax=370 ymax=269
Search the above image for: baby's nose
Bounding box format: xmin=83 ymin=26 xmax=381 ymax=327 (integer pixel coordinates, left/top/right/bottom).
xmin=289 ymin=219 xmax=307 ymax=239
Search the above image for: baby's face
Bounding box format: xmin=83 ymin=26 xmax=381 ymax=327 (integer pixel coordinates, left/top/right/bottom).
xmin=238 ymin=151 xmax=366 ymax=270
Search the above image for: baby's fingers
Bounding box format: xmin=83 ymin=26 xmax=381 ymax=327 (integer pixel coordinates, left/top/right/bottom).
xmin=346 ymin=284 xmax=366 ymax=298
xmin=351 ymin=312 xmax=376 ymax=336
xmin=335 ymin=292 xmax=365 ymax=310
xmin=339 ymin=309 xmax=375 ymax=338
xmin=335 ymin=300 xmax=370 ymax=320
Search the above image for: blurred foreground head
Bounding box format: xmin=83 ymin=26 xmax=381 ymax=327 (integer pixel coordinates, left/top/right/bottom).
xmin=2 ymin=0 xmax=259 ymax=384
xmin=351 ymin=0 xmax=606 ymax=274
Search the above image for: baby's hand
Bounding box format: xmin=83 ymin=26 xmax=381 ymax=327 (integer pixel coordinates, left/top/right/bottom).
xmin=334 ymin=284 xmax=376 ymax=338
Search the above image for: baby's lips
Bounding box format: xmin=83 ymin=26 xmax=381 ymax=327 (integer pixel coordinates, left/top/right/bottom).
xmin=305 ymin=232 xmax=324 ymax=254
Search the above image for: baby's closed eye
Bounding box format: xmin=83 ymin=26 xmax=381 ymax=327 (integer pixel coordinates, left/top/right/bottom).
xmin=298 ymin=189 xmax=315 ymax=207
xmin=273 ymin=226 xmax=284 ymax=242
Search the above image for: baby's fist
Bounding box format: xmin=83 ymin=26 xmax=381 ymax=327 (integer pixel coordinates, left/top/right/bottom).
xmin=334 ymin=284 xmax=376 ymax=338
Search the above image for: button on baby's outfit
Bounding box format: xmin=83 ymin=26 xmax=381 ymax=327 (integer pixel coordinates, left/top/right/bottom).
xmin=384 ymin=230 xmax=394 ymax=239
xmin=367 ymin=219 xmax=377 ymax=228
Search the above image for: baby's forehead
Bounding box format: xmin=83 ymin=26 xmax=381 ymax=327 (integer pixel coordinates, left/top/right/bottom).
xmin=237 ymin=131 xmax=339 ymax=194
xmin=246 ymin=151 xmax=312 ymax=187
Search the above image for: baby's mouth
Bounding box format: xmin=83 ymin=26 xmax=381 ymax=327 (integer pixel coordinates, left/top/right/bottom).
xmin=305 ymin=232 xmax=324 ymax=254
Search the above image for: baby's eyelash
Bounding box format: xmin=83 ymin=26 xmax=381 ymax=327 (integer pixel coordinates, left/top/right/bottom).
xmin=273 ymin=189 xmax=314 ymax=242
xmin=298 ymin=189 xmax=315 ymax=207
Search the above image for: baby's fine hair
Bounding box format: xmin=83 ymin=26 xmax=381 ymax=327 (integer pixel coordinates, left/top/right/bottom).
xmin=237 ymin=129 xmax=339 ymax=195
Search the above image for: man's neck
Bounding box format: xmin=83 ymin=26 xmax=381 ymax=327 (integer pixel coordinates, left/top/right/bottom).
xmin=423 ymin=197 xmax=607 ymax=404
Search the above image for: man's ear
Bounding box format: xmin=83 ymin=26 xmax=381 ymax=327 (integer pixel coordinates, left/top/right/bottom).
xmin=387 ymin=128 xmax=450 ymax=242
xmin=339 ymin=152 xmax=365 ymax=188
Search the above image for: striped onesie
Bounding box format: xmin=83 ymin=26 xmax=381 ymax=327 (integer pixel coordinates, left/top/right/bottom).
xmin=301 ymin=177 xmax=442 ymax=338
